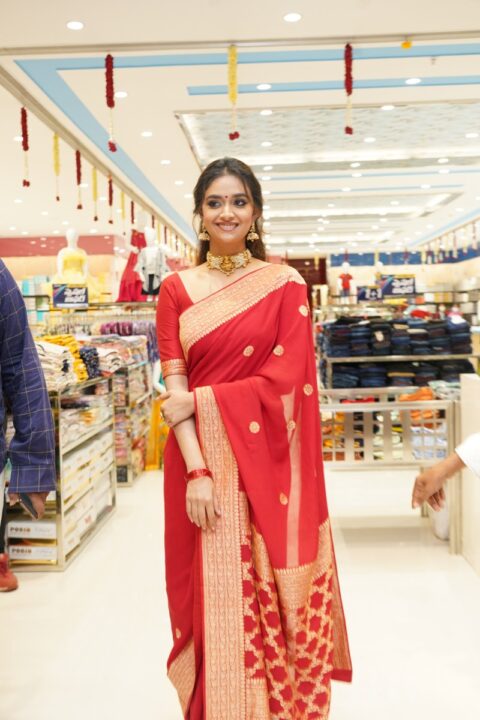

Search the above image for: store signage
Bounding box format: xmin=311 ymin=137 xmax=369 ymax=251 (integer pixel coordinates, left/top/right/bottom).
xmin=357 ymin=286 xmax=382 ymax=301
xmin=380 ymin=274 xmax=416 ymax=297
xmin=52 ymin=284 xmax=89 ymax=308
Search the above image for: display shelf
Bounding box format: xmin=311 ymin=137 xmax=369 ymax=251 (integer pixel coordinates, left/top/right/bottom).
xmin=114 ymin=362 xmax=152 ymax=486
xmin=6 ymin=376 xmax=117 ymax=572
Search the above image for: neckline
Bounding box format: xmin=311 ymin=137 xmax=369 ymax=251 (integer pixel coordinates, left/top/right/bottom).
xmin=176 ymin=264 xmax=272 ymax=308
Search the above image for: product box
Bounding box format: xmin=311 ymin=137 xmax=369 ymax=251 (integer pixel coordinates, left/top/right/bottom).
xmin=7 ymin=520 xmax=57 ymax=540
xmin=9 ymin=542 xmax=58 ymax=563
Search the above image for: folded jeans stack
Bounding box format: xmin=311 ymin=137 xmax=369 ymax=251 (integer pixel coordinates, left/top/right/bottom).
xmin=332 ymin=364 xmax=360 ymax=388
xmin=446 ymin=317 xmax=472 ymax=354
xmin=359 ymin=363 xmax=387 ymax=387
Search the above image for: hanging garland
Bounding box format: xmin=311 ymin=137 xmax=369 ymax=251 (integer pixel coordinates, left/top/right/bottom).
xmin=228 ymin=45 xmax=240 ymax=141
xmin=105 ymin=54 xmax=117 ymax=152
xmin=53 ymin=133 xmax=61 ymax=201
xmin=75 ymin=150 xmax=83 ymax=209
xmin=151 ymin=214 xmax=155 ymax=229
xmin=344 ymin=44 xmax=353 ymax=135
xmin=108 ymin=176 xmax=114 ymax=223
xmin=21 ymin=107 xmax=30 ymax=187
xmin=130 ymin=199 xmax=135 ymax=227
xmin=92 ymin=166 xmax=99 ymax=221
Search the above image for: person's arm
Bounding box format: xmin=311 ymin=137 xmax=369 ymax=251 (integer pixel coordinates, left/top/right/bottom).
xmin=0 ymin=262 xmax=56 ymax=516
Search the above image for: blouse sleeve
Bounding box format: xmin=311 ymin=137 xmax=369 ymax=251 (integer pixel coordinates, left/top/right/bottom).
xmin=456 ymin=432 xmax=480 ymax=478
xmin=156 ymin=276 xmax=188 ymax=379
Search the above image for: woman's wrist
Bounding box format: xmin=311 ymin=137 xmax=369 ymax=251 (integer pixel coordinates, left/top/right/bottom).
xmin=185 ymin=468 xmax=212 ymax=483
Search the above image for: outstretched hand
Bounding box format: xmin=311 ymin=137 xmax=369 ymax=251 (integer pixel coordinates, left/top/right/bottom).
xmin=412 ymin=467 xmax=447 ymax=512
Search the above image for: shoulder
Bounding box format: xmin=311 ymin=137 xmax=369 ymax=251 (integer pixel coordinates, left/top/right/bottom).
xmin=266 ymin=263 xmax=306 ymax=286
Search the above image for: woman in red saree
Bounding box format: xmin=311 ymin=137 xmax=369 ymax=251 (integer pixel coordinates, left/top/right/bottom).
xmin=157 ymin=158 xmax=351 ymax=719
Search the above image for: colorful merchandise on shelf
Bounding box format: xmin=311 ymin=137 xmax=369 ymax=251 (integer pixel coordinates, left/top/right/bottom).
xmin=35 ymin=339 xmax=77 ymax=391
xmin=40 ymin=334 xmax=88 ymax=382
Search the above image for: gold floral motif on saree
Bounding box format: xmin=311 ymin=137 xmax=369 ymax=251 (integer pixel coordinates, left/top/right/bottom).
xmin=195 ymin=386 xmax=246 ymax=720
xmin=167 ymin=638 xmax=196 ymax=715
xmin=161 ymin=357 xmax=187 ymax=378
xmin=179 ymin=264 xmax=305 ymax=357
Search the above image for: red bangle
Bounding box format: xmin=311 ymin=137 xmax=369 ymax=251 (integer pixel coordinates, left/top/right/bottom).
xmin=185 ymin=468 xmax=212 ymax=482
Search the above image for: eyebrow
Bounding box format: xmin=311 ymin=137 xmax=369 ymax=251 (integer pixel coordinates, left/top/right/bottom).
xmin=206 ymin=193 xmax=249 ymax=199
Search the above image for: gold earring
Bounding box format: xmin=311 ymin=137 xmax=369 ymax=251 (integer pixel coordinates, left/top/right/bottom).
xmin=246 ymin=223 xmax=259 ymax=243
xmin=198 ymin=223 xmax=210 ymax=242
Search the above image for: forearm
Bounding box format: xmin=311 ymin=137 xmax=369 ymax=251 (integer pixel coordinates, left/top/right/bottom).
xmin=435 ymin=451 xmax=465 ymax=482
xmin=164 ymin=375 xmax=205 ymax=471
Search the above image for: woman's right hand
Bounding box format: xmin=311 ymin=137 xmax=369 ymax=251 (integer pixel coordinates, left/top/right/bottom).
xmin=186 ymin=476 xmax=221 ymax=531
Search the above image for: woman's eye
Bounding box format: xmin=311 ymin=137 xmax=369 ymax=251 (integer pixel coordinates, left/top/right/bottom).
xmin=235 ymin=199 xmax=247 ymax=206
xmin=207 ymin=201 xmax=221 ymax=208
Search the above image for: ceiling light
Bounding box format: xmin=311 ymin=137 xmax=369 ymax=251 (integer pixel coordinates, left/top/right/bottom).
xmin=465 ymin=132 xmax=479 ymax=139
xmin=264 ymin=204 xmax=271 ymax=210
xmin=174 ymin=180 xmax=184 ymax=186
xmin=263 ymin=190 xmax=271 ymax=195
xmin=30 ymin=240 xmax=37 ymax=245
xmin=184 ymin=193 xmax=193 ymax=199
xmin=14 ymin=198 xmax=22 ymax=204
xmin=380 ymin=218 xmax=388 ymax=223
xmin=364 ymin=137 xmax=376 ymax=143
xmin=262 ymin=175 xmax=272 ymax=181
xmin=62 ymin=220 xmax=69 ymax=226
xmin=357 ymin=232 xmax=364 ymax=236
xmin=260 ymin=109 xmax=273 ymax=116
xmin=263 ymin=165 xmax=273 ymax=171
xmin=456 ymin=207 xmax=464 ymax=212
xmin=13 ymin=135 xmax=22 ymax=142
xmin=257 ymin=83 xmax=272 ymax=91
xmin=476 ymin=196 xmax=480 ymax=201
xmin=438 ymin=157 xmax=449 ymax=164
xmin=420 ymin=184 xmax=431 ymax=189
xmin=41 ymin=211 xmax=49 ymax=216
xmin=426 ymin=224 xmax=434 ymax=229
xmin=90 ymin=228 xmax=98 ymax=234
xmin=116 ymin=208 xmax=122 ymax=214
xmin=352 ymin=172 xmax=362 ymax=178
xmin=390 ymin=201 xmax=399 ymax=205
xmin=21 ymin=231 xmax=29 ymax=236
xmin=406 ymin=77 xmax=422 ymax=85
xmin=79 ymin=182 xmax=89 ymax=188
xmin=415 ymin=231 xmax=422 ymax=235
xmin=342 ymin=187 xmax=351 ymax=192
xmin=141 ymin=130 xmax=153 ymax=137
xmin=160 ymin=159 xmax=171 ymax=165
xmin=115 ymin=91 xmax=128 ymax=99
xmin=350 ymin=242 xmax=358 ymax=247
xmin=66 ymin=20 xmax=84 ymax=30
xmin=9 ymin=226 xmax=16 ymax=231
xmin=438 ymin=168 xmax=450 ymax=174
xmin=381 ymin=104 xmax=395 ymax=111
xmin=53 ymin=230 xmax=60 ymax=234
xmin=261 ymin=141 xmax=272 ymax=147
xmin=99 ymin=196 xmax=107 ymax=202
xmin=318 ymin=227 xmax=325 ymax=231
xmin=371 ymin=225 xmax=379 ymax=230
xmin=284 ymin=12 xmax=302 ymax=22
xmin=350 ymin=162 xmax=361 ymax=168
xmin=328 ymin=203 xmax=335 ymax=208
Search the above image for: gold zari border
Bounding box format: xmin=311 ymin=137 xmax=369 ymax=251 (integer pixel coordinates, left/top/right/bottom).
xmin=167 ymin=638 xmax=195 ymax=715
xmin=180 ymin=264 xmax=305 ymax=356
xmin=196 ymin=386 xmax=246 ymax=720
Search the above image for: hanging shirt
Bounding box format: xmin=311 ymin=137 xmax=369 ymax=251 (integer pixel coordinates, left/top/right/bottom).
xmin=0 ymin=261 xmax=56 ymax=493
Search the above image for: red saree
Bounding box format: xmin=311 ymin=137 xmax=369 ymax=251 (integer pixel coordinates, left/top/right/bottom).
xmin=157 ymin=264 xmax=351 ymax=720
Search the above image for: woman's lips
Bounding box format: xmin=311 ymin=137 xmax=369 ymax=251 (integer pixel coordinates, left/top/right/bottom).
xmin=216 ymin=223 xmax=238 ymax=232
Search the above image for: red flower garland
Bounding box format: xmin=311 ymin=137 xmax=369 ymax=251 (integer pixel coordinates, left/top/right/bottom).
xmin=105 ymin=54 xmax=117 ymax=152
xmin=344 ymin=43 xmax=353 ymax=135
xmin=130 ymin=199 xmax=135 ymax=226
xmin=21 ymin=107 xmax=30 ymax=187
xmin=75 ymin=150 xmax=83 ymax=209
xmin=108 ymin=176 xmax=114 ymax=224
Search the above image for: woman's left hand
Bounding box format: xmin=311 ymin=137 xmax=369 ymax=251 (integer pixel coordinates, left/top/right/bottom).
xmin=160 ymin=390 xmax=195 ymax=427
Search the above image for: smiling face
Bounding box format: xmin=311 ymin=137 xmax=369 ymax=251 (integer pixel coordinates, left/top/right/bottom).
xmin=201 ymin=173 xmax=259 ymax=255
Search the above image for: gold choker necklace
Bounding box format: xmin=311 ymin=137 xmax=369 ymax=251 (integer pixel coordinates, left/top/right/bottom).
xmin=206 ymin=249 xmax=252 ymax=276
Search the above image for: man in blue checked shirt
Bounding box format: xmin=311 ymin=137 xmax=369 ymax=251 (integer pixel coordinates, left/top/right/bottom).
xmin=0 ymin=259 xmax=56 ymax=591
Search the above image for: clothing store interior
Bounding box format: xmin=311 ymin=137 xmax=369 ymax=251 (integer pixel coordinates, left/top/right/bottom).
xmin=1 ymin=2 xmax=480 ymax=719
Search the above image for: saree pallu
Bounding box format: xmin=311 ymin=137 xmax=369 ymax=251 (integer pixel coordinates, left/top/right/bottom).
xmin=157 ymin=264 xmax=352 ymax=720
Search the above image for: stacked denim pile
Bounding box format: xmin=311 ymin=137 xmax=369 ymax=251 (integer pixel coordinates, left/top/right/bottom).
xmin=387 ymin=363 xmax=416 ymax=387
xmin=349 ymin=321 xmax=372 ymax=356
xmin=359 ymin=363 xmax=388 ymax=387
xmin=370 ymin=320 xmax=391 ymax=355
xmin=332 ymin=364 xmax=360 ymax=388
xmin=391 ymin=321 xmax=411 ymax=355
xmin=446 ymin=317 xmax=472 ymax=354
xmin=439 ymin=359 xmax=475 ymax=382
xmin=324 ymin=320 xmax=353 ymax=358
xmin=407 ymin=318 xmax=430 ymax=355
xmin=426 ymin=320 xmax=451 ymax=354
xmin=414 ymin=363 xmax=440 ymax=386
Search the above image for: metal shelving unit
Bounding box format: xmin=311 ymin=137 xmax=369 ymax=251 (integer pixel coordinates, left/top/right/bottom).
xmin=6 ymin=376 xmax=117 ymax=572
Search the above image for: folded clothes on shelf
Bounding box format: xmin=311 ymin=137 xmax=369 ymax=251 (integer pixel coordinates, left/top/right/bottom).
xmin=35 ymin=339 xmax=77 ymax=391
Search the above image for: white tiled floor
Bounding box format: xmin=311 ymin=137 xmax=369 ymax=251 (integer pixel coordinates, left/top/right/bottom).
xmin=1 ymin=468 xmax=480 ymax=719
